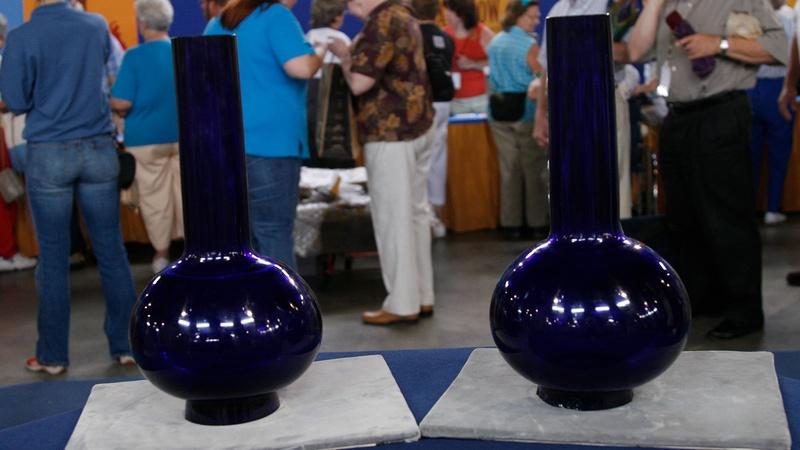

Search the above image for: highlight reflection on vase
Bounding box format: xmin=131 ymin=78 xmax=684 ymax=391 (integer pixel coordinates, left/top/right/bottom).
xmin=489 ymin=14 xmax=691 ymax=411
xmin=129 ymin=35 xmax=323 ymax=426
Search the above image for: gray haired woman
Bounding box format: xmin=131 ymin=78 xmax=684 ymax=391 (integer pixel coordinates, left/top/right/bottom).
xmin=111 ymin=0 xmax=183 ymax=274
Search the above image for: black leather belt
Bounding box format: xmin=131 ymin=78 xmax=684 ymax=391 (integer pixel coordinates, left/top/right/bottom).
xmin=668 ymin=90 xmax=746 ymax=115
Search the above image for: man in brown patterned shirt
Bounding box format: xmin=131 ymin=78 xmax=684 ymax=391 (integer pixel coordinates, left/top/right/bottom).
xmin=330 ymin=0 xmax=436 ymax=325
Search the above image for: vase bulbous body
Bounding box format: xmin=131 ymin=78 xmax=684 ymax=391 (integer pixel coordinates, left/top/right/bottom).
xmin=491 ymin=235 xmax=691 ymax=409
xmin=130 ymin=254 xmax=322 ymax=413
xmin=129 ymin=35 xmax=322 ymax=425
xmin=490 ymin=15 xmax=691 ymax=410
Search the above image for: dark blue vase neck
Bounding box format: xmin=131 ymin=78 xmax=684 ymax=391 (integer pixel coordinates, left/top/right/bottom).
xmin=546 ymin=14 xmax=622 ymax=239
xmin=172 ymin=36 xmax=252 ymax=255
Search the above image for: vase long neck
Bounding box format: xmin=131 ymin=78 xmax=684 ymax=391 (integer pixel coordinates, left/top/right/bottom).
xmin=546 ymin=14 xmax=622 ymax=238
xmin=172 ymin=36 xmax=252 ymax=255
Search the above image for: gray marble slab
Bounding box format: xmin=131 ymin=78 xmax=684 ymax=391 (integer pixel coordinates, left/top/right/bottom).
xmin=420 ymin=349 xmax=790 ymax=450
xmin=66 ymin=355 xmax=419 ymax=450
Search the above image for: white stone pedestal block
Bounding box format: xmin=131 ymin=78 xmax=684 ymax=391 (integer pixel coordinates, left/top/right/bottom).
xmin=67 ymin=355 xmax=419 ymax=450
xmin=420 ymin=349 xmax=790 ymax=450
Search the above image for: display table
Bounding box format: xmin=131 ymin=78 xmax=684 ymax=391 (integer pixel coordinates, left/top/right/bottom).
xmin=442 ymin=115 xmax=500 ymax=233
xmin=1 ymin=347 xmax=799 ymax=450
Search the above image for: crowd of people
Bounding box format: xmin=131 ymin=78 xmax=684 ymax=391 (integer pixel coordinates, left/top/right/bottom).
xmin=0 ymin=0 xmax=796 ymax=374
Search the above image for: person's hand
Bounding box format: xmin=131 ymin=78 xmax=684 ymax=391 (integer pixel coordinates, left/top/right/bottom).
xmin=633 ymin=78 xmax=659 ymax=96
xmin=533 ymin=114 xmax=548 ymax=147
xmin=676 ymin=34 xmax=722 ymax=59
xmin=457 ymin=55 xmax=478 ymax=70
xmin=778 ymin=82 xmax=797 ymax=121
xmin=527 ymin=78 xmax=541 ymax=100
xmin=328 ymin=37 xmax=350 ymax=61
xmin=312 ymin=40 xmax=329 ymax=58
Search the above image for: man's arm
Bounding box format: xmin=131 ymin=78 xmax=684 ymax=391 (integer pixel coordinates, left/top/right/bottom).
xmin=676 ymin=34 xmax=777 ymax=65
xmin=677 ymin=0 xmax=787 ymax=66
xmin=779 ymin=38 xmax=799 ymax=120
xmin=627 ymin=0 xmax=665 ymax=62
xmin=328 ymin=37 xmax=377 ymax=96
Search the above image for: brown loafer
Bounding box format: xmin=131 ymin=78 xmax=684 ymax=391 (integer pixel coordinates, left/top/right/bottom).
xmin=419 ymin=305 xmax=434 ymax=318
xmin=362 ymin=309 xmax=419 ymax=325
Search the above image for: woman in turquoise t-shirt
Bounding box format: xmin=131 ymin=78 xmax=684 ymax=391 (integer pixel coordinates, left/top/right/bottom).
xmin=111 ymin=0 xmax=182 ymax=274
xmin=205 ymin=0 xmax=323 ymax=269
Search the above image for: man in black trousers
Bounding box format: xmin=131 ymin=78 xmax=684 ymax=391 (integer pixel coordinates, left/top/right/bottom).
xmin=628 ymin=0 xmax=788 ymax=339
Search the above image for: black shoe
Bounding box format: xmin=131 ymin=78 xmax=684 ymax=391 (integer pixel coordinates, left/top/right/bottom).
xmin=707 ymin=319 xmax=763 ymax=340
xmin=500 ymin=227 xmax=522 ymax=241
xmin=787 ymin=271 xmax=800 ymax=287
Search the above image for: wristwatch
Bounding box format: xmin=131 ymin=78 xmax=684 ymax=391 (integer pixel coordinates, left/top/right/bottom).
xmin=719 ymin=36 xmax=729 ymax=56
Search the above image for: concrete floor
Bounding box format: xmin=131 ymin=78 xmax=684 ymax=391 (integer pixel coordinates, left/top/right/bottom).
xmin=2 ymin=218 xmax=800 ymax=387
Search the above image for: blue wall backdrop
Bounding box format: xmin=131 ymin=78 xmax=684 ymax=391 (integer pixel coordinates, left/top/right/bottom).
xmin=165 ymin=0 xmax=365 ymax=38
xmin=162 ymin=0 xmax=557 ymax=41
xmin=1 ymin=0 xmax=558 ymax=42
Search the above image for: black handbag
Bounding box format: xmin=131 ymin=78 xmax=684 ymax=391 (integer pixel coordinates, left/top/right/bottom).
xmin=118 ymin=152 xmax=136 ymax=189
xmin=489 ymin=92 xmax=528 ymax=122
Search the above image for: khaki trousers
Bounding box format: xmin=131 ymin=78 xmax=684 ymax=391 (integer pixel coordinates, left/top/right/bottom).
xmin=616 ymin=87 xmax=632 ymax=219
xmin=490 ymin=120 xmax=549 ymax=228
xmin=126 ymin=143 xmax=183 ymax=251
xmin=364 ymin=127 xmax=435 ymax=316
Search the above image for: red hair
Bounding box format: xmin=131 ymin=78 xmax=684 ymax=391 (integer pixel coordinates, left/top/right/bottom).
xmin=220 ymin=0 xmax=280 ymax=29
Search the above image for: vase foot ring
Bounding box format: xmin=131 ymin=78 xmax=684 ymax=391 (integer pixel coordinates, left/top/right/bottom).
xmin=537 ymin=387 xmax=633 ymax=411
xmin=185 ymin=392 xmax=280 ymax=425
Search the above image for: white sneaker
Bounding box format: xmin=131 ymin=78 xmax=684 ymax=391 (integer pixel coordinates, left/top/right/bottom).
xmin=117 ymin=355 xmax=136 ymax=366
xmin=431 ymin=218 xmax=447 ymax=238
xmin=151 ymin=256 xmax=170 ymax=274
xmin=0 ymin=253 xmax=37 ymax=272
xmin=0 ymin=257 xmax=14 ymax=272
xmin=11 ymin=253 xmax=37 ymax=270
xmin=764 ymin=212 xmax=787 ymax=225
xmin=25 ymin=357 xmax=67 ymax=375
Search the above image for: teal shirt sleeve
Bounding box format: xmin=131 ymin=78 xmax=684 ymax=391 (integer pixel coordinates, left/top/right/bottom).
xmin=267 ymin=6 xmax=314 ymax=65
xmin=203 ymin=17 xmax=227 ymax=35
xmin=111 ymin=52 xmax=136 ymax=101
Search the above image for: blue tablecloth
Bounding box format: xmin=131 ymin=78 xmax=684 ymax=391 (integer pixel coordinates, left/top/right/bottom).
xmin=1 ymin=348 xmax=799 ymax=450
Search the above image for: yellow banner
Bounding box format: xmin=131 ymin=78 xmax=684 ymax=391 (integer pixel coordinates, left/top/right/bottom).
xmin=476 ymin=0 xmax=509 ymax=32
xmin=24 ymin=0 xmax=137 ymax=48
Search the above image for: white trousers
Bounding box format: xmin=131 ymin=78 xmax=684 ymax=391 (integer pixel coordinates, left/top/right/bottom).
xmin=427 ymin=102 xmax=450 ymax=207
xmin=365 ymin=127 xmax=435 ymax=315
xmin=616 ymin=87 xmax=632 ymax=219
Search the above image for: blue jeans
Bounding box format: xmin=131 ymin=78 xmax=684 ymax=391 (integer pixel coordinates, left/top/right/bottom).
xmin=26 ymin=135 xmax=137 ymax=366
xmin=748 ymin=77 xmax=794 ymax=212
xmin=246 ymin=156 xmax=300 ymax=269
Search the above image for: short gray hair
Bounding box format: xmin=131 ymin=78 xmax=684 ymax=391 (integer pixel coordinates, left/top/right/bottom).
xmin=0 ymin=13 xmax=7 ymax=40
xmin=135 ymin=0 xmax=174 ymax=32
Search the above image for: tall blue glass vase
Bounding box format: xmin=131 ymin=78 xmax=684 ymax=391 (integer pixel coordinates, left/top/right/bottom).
xmin=129 ymin=36 xmax=323 ymax=425
xmin=489 ymin=15 xmax=691 ymax=411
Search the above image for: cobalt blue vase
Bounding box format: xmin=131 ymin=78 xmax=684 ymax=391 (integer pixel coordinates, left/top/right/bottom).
xmin=489 ymin=15 xmax=691 ymax=411
xmin=129 ymin=36 xmax=323 ymax=426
